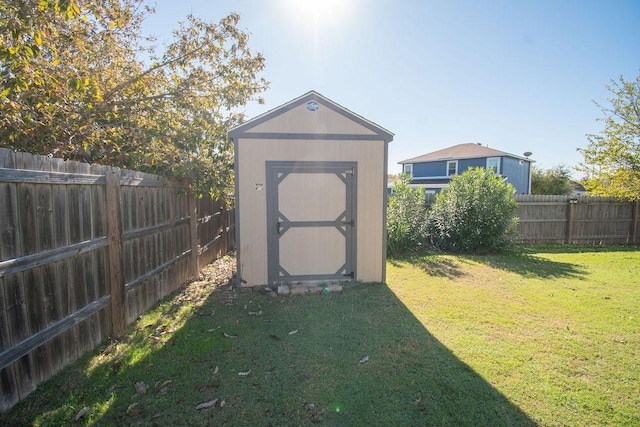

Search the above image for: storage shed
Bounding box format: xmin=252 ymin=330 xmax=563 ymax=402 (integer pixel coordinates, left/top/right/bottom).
xmin=228 ymin=91 xmax=393 ymax=287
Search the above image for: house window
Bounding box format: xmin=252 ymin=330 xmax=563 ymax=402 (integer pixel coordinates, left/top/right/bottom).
xmin=404 ymin=164 xmax=413 ymax=176
xmin=447 ymin=160 xmax=457 ymax=176
xmin=486 ymin=157 xmax=500 ymax=174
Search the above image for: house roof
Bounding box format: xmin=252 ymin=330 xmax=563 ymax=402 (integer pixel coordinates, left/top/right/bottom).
xmin=228 ymin=90 xmax=394 ymax=142
xmin=398 ymin=143 xmax=533 ymax=164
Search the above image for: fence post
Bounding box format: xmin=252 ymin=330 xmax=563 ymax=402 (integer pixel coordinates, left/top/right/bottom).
xmin=188 ymin=194 xmax=200 ymax=277
xmin=223 ymin=203 xmax=229 ymax=254
xmin=567 ymin=198 xmax=577 ymax=244
xmin=105 ymin=168 xmax=126 ymax=337
xmin=633 ymin=200 xmax=639 ymax=245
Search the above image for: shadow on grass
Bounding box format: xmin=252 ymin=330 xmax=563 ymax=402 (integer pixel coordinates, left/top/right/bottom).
xmin=389 ymin=252 xmax=467 ymax=279
xmin=4 ymin=278 xmax=538 ymax=426
xmin=391 ymin=245 xmax=591 ymax=280
xmin=464 ymin=249 xmax=588 ymax=279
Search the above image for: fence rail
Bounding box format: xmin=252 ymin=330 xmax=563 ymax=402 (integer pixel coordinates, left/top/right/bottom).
xmin=0 ymin=148 xmax=234 ymax=411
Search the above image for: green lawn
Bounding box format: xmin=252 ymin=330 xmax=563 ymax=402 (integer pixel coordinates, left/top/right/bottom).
xmin=2 ymin=246 xmax=639 ymax=426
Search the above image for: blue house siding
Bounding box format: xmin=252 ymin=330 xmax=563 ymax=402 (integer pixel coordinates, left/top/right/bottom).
xmin=412 ymin=157 xmax=493 ymax=178
xmin=412 ymin=161 xmax=446 ymax=177
xmin=458 ymin=157 xmax=486 ymax=173
xmin=412 ymin=158 xmax=490 ymax=177
xmin=502 ymin=157 xmax=531 ymax=194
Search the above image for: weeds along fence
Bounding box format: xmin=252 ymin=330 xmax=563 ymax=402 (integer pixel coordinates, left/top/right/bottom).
xmin=0 ymin=148 xmax=235 ymax=411
xmin=424 ymin=194 xmax=640 ymax=244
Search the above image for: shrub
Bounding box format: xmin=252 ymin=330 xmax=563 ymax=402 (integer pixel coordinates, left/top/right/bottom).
xmin=387 ymin=174 xmax=428 ymax=254
xmin=428 ymin=167 xmax=518 ymax=253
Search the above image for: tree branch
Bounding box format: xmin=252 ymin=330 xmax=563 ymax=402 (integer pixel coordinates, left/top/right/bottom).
xmin=102 ymin=43 xmax=206 ymax=101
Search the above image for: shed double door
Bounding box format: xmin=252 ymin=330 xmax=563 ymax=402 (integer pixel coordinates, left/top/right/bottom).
xmin=266 ymin=161 xmax=356 ymax=285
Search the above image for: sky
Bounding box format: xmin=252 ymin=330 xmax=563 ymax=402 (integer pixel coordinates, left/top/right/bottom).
xmin=141 ymin=0 xmax=640 ymax=176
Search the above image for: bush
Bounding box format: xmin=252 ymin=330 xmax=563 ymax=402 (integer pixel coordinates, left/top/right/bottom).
xmin=428 ymin=167 xmax=518 ymax=253
xmin=387 ymin=174 xmax=428 ymax=254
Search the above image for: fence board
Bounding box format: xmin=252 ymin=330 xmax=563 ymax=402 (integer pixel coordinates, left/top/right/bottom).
xmin=48 ymin=157 xmax=80 ymax=370
xmin=0 ymin=355 xmax=17 ymax=411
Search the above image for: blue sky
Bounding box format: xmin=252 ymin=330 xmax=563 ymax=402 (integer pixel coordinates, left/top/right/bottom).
xmin=142 ymin=0 xmax=640 ymax=176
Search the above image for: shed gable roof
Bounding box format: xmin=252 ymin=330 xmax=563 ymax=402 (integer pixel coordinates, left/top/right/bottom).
xmin=228 ymin=91 xmax=394 ymax=142
xmin=399 ymin=143 xmax=532 ymax=164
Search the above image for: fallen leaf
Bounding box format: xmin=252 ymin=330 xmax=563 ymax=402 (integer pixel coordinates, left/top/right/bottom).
xmin=208 ymin=326 xmax=221 ymax=332
xmin=238 ymin=370 xmax=251 ymax=376
xmin=223 ymin=332 xmax=237 ymax=339
xmin=269 ymin=334 xmax=282 ymax=341
xmin=74 ymin=406 xmax=89 ymax=421
xmin=158 ymin=386 xmax=168 ymax=395
xmin=156 ymin=379 xmax=172 ymax=390
xmin=126 ymin=402 xmax=141 ymax=416
xmin=214 ymin=366 xmax=219 ymax=374
xmin=196 ymin=399 xmax=218 ymax=410
xmin=288 ymin=329 xmax=298 ymax=335
xmin=359 ymin=355 xmax=369 ymax=364
xmin=220 ymin=400 xmax=226 ymax=408
xmin=135 ymin=381 xmax=149 ymax=394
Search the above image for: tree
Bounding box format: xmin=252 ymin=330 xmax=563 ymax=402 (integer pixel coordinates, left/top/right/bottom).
xmin=531 ymin=165 xmax=573 ymax=195
xmin=428 ymin=167 xmax=518 ymax=253
xmin=577 ymin=73 xmax=640 ymax=200
xmin=386 ymin=174 xmax=428 ymax=254
xmin=1 ymin=0 xmax=268 ymax=197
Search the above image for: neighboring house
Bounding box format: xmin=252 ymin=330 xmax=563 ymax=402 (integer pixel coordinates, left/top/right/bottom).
xmin=570 ymin=180 xmax=587 ymax=196
xmin=398 ymin=143 xmax=534 ymax=194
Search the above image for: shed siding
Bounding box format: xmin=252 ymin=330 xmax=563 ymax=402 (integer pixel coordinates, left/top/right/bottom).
xmin=237 ymin=138 xmax=385 ymax=286
xmin=247 ymin=103 xmax=378 ymax=135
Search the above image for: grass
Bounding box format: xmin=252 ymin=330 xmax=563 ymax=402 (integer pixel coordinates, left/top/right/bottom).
xmin=2 ymin=246 xmax=639 ymax=426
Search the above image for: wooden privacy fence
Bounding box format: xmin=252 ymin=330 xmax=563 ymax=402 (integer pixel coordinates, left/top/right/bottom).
xmin=424 ymin=194 xmax=640 ymax=244
xmin=513 ymin=195 xmax=639 ymax=244
xmin=0 ymin=148 xmax=235 ymax=411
